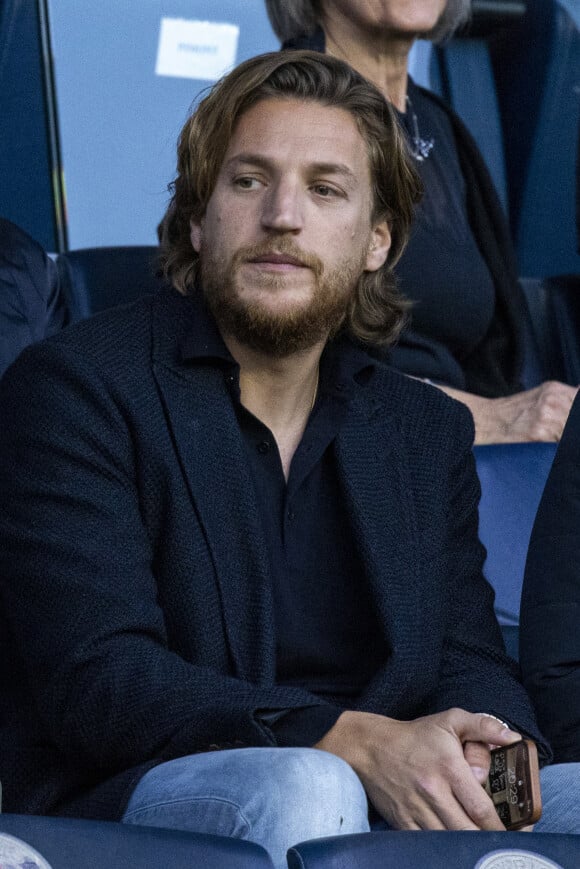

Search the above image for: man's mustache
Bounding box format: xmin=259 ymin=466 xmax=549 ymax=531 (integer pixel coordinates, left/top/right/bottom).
xmin=231 ymin=239 xmax=324 ymax=278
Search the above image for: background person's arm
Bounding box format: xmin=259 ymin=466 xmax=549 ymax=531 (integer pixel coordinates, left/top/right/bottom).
xmin=520 ymin=391 xmax=580 ymax=762
xmin=436 ymin=381 xmax=578 ymax=444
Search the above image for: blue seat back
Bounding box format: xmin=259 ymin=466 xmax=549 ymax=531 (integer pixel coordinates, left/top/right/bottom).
xmin=408 ymin=32 xmax=508 ymax=213
xmin=0 ymin=814 xmax=274 ymax=868
xmin=491 ymin=0 xmax=580 ymax=277
xmin=0 ymin=2 xmax=63 ymax=251
xmin=435 ymin=39 xmax=508 ymax=212
xmin=407 ymin=39 xmax=442 ymax=93
xmin=57 ymin=246 xmax=163 ymax=320
xmin=474 ymin=442 xmax=557 ymax=629
xmin=288 ymin=830 xmax=580 ymax=867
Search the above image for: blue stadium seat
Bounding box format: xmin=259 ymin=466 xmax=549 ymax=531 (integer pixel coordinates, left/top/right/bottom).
xmin=0 ymin=2 xmax=63 ymax=251
xmin=287 ymin=830 xmax=580 ymax=867
xmin=43 ymin=0 xmax=279 ymax=248
xmin=0 ymin=813 xmax=274 ymax=868
xmin=491 ymin=0 xmax=580 ymax=277
xmin=57 ymin=245 xmax=163 ymax=320
xmin=409 ymin=3 xmax=529 ymax=214
xmin=474 ymin=443 xmax=557 ymax=639
xmin=433 ymin=37 xmax=509 ymax=212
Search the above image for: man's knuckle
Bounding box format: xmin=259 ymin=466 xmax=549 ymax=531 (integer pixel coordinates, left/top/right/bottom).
xmin=415 ymin=773 xmax=443 ymax=800
xmin=471 ymin=802 xmax=497 ymax=827
xmin=530 ymin=421 xmax=549 ymax=439
xmin=444 ymin=707 xmax=463 ymax=723
xmin=535 ymin=398 xmax=552 ymax=416
xmin=538 ymin=406 xmax=555 ymax=424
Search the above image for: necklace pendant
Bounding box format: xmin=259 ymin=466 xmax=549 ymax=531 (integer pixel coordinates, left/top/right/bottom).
xmin=405 ymin=94 xmax=435 ymax=162
xmin=412 ymin=136 xmax=435 ymax=162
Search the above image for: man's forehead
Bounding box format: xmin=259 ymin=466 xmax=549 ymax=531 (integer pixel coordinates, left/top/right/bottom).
xmin=223 ymin=97 xmax=369 ymax=172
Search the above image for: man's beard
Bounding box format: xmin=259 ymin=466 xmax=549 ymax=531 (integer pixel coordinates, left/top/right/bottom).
xmin=199 ymin=237 xmax=366 ymax=357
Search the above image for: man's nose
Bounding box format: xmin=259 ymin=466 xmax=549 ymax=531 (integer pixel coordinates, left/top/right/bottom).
xmin=261 ymin=180 xmax=304 ymax=233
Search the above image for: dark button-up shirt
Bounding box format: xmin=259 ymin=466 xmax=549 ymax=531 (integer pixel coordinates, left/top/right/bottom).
xmin=181 ymin=299 xmax=389 ymax=744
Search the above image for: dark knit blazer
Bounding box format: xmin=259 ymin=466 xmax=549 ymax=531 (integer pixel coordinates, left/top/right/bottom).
xmin=0 ymin=288 xmax=547 ymax=821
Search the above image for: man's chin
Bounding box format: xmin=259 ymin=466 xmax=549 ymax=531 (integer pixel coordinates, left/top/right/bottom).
xmin=202 ymin=269 xmax=351 ymax=355
xmin=213 ymin=300 xmax=335 ymax=357
xmin=235 ymin=282 xmax=314 ymax=311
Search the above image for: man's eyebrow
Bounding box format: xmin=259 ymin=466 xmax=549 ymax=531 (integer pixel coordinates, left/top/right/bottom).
xmin=309 ymin=162 xmax=358 ymax=184
xmin=224 ymin=154 xmax=272 ymax=172
xmin=224 ymin=154 xmax=359 ymax=184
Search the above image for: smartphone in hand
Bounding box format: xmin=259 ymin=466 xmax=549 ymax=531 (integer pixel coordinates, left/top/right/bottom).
xmin=484 ymin=739 xmax=542 ymax=830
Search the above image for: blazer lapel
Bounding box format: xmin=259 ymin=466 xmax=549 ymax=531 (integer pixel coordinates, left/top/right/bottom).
xmin=335 ymin=387 xmax=434 ymax=707
xmin=151 ymin=291 xmax=275 ymax=685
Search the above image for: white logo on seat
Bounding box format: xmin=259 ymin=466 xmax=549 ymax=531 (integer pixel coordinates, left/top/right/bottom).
xmin=0 ymin=832 xmax=53 ymax=868
xmin=475 ymin=850 xmax=564 ymax=869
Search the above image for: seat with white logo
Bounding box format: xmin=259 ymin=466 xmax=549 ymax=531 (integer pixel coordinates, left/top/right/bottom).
xmin=287 ymin=831 xmax=577 ymax=868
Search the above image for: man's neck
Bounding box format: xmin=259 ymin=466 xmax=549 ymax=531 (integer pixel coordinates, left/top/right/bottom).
xmin=223 ymin=333 xmax=325 ymax=481
xmin=321 ymin=14 xmax=413 ymax=112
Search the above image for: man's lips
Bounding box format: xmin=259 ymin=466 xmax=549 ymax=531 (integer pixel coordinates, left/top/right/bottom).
xmin=246 ymin=253 xmax=308 ymax=268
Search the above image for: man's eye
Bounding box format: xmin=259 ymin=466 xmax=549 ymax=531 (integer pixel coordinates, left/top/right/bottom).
xmin=234 ymin=177 xmax=258 ymax=189
xmin=312 ymin=184 xmax=336 ymax=197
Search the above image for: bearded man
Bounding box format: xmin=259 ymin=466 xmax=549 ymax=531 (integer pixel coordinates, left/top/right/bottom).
xmin=1 ymin=51 xmax=578 ymax=869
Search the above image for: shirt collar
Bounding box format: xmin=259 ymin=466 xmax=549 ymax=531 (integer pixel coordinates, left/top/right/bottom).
xmin=319 ymin=333 xmax=377 ymax=401
xmin=178 ymin=289 xmax=377 ymax=396
xmin=179 ymin=291 xmax=237 ymax=369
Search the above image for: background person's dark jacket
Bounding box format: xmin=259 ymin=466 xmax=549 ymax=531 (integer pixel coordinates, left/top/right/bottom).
xmin=0 ymin=218 xmax=67 ymax=377
xmin=0 ymin=287 xmax=548 ymax=821
xmin=521 ymin=391 xmax=580 ymax=762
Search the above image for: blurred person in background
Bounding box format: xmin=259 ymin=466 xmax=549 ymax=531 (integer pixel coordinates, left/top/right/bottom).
xmin=266 ymin=0 xmax=578 ymax=443
xmin=0 ymin=218 xmax=67 ymax=377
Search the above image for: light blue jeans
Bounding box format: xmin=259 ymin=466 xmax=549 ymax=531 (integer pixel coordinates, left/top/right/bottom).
xmin=536 ymin=764 xmax=580 ymax=834
xmin=122 ymin=749 xmax=580 ymax=869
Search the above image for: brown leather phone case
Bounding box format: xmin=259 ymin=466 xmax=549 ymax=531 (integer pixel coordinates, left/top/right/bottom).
xmin=484 ymin=739 xmax=542 ymax=830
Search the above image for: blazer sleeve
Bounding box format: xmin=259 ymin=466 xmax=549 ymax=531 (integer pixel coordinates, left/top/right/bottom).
xmin=0 ymin=340 xmax=339 ymax=774
xmin=427 ymin=405 xmax=551 ymax=763
xmin=520 ymin=393 xmax=580 ymax=762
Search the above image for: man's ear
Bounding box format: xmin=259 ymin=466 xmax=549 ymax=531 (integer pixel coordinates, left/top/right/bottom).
xmin=365 ymin=220 xmax=391 ymax=272
xmin=190 ymin=218 xmax=203 ymax=253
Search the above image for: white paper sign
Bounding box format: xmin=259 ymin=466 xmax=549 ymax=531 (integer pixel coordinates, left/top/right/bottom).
xmin=155 ymin=18 xmax=239 ymax=82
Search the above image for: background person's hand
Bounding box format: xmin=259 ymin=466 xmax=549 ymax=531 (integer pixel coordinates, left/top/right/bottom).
xmin=315 ymin=708 xmax=521 ymax=830
xmin=437 ymin=381 xmax=578 ymax=444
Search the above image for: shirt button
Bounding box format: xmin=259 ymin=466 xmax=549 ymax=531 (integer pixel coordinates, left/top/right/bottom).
xmin=287 ymin=508 xmax=295 ymax=521
xmin=257 ymin=441 xmax=270 ymax=455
